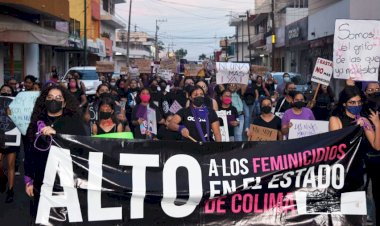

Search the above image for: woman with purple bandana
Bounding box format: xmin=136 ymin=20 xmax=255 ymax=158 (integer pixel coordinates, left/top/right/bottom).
xmin=169 ymin=86 xmax=222 ymax=142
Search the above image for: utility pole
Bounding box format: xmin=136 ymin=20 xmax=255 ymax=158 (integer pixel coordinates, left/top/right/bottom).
xmin=241 ymin=18 xmax=244 ymax=63
xmin=84 ymin=0 xmax=87 ymax=66
xmin=271 ymin=0 xmax=276 ymax=71
xmin=247 ymin=10 xmax=252 ymax=64
xmin=236 ymin=28 xmax=239 ymax=62
xmin=126 ymin=0 xmax=132 ymax=66
xmin=155 ymin=19 xmax=166 ymax=61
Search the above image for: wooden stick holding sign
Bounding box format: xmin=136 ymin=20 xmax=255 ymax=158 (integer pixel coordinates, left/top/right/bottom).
xmin=187 ymin=135 xmax=198 ymax=143
xmin=307 ymin=83 xmax=320 ymax=109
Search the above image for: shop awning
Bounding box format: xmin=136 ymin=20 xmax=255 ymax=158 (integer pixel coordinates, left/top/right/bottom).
xmin=0 ymin=15 xmax=68 ymax=46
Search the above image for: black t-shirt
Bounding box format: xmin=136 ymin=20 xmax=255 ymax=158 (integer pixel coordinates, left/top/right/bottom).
xmin=243 ymin=84 xmax=256 ymax=105
xmin=160 ymin=92 xmax=171 ymax=116
xmin=70 ymin=89 xmax=84 ymax=104
xmin=177 ymin=107 xmax=219 ymax=142
xmin=151 ymin=91 xmax=163 ymax=108
xmin=252 ymin=115 xmax=282 ymax=131
xmin=157 ymin=124 xmax=182 ymax=141
xmin=131 ymin=104 xmax=163 ymax=139
xmin=274 ymin=97 xmax=292 ymax=113
xmin=219 ymin=106 xmax=238 ymax=136
xmin=168 ymin=89 xmax=187 ymax=108
xmin=254 ymin=84 xmax=266 ymax=97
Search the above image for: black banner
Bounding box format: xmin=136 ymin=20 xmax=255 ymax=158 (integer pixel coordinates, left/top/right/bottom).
xmin=34 ymin=126 xmax=366 ymax=225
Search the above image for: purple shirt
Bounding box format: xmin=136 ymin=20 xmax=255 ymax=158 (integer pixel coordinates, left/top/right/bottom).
xmin=281 ymin=107 xmax=315 ymax=126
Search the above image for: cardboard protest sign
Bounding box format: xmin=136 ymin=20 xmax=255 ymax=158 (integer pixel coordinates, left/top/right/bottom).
xmin=311 ymin=57 xmax=333 ymax=86
xmin=96 ymin=61 xmax=114 ymax=72
xmin=288 ymin=119 xmax=329 ymax=139
xmin=8 ymin=91 xmax=40 ymax=135
xmin=160 ymin=58 xmax=177 ymax=71
xmin=147 ymin=107 xmax=157 ymax=134
xmin=0 ymin=97 xmax=21 ymax=146
xmin=251 ymin=65 xmax=268 ymax=76
xmin=333 ymin=19 xmax=380 ymax=81
xmin=184 ymin=63 xmax=204 ymax=77
xmin=216 ymin=62 xmax=250 ymax=84
xmin=216 ymin=110 xmax=229 ymax=142
xmin=249 ymin=124 xmax=278 ymax=141
xmin=169 ymin=100 xmax=182 ymax=114
xmin=134 ymin=59 xmax=152 ymax=74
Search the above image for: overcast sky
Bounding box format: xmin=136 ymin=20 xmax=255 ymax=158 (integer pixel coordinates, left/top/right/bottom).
xmin=116 ymin=0 xmax=254 ymax=60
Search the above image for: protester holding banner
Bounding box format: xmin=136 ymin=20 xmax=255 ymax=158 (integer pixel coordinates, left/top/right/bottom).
xmin=311 ymin=84 xmax=335 ymax=120
xmin=169 ymin=86 xmax=221 ymax=142
xmin=227 ymin=83 xmax=244 ymax=141
xmin=248 ymin=97 xmax=283 ymax=140
xmin=0 ymin=85 xmax=17 ymax=203
xmin=91 ymin=97 xmax=123 ymax=135
xmin=24 ymin=85 xmax=88 ymax=219
xmin=131 ymin=88 xmax=164 ymax=139
xmin=281 ymin=91 xmax=315 ymax=137
xmin=219 ymin=90 xmax=239 ymax=141
xmin=274 ymin=82 xmax=296 ymax=117
xmin=329 ymin=86 xmax=380 ymax=151
xmin=196 ymin=80 xmax=218 ymax=111
xmin=67 ymin=77 xmax=87 ymax=109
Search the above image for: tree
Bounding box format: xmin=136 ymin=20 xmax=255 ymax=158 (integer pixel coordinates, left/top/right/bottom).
xmin=198 ymin=53 xmax=207 ymax=60
xmin=175 ymin=48 xmax=188 ymax=60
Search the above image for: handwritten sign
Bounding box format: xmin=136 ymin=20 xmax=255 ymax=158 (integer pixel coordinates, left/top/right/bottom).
xmin=160 ymin=58 xmax=177 ymax=71
xmin=333 ymin=19 xmax=380 ymax=81
xmin=8 ymin=91 xmax=40 ymax=135
xmin=96 ymin=61 xmax=114 ymax=73
xmin=311 ymin=57 xmax=333 ymax=86
xmin=249 ymin=124 xmax=278 ymax=141
xmin=0 ymin=97 xmax=21 ymax=146
xmin=216 ymin=111 xmax=229 ymax=142
xmin=134 ymin=59 xmax=152 ymax=74
xmin=216 ymin=62 xmax=250 ymax=84
xmin=147 ymin=107 xmax=157 ymax=135
xmin=169 ymin=100 xmax=182 ymax=114
xmin=288 ymin=119 xmax=329 ymax=139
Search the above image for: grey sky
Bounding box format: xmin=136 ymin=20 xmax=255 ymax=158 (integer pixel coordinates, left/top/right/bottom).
xmin=116 ymin=0 xmax=254 ymax=60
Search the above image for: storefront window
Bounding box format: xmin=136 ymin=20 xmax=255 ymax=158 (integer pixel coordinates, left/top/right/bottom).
xmin=3 ymin=43 xmax=24 ymax=83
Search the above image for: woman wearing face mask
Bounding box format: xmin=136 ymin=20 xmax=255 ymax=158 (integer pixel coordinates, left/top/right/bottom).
xmin=131 ymin=88 xmax=164 ymax=139
xmin=0 ymin=85 xmax=17 ymax=203
xmin=247 ymin=98 xmax=282 ymax=140
xmin=274 ymin=82 xmax=296 ymax=118
xmin=281 ymin=91 xmax=315 ymax=137
xmin=275 ymin=73 xmax=291 ymax=97
xmin=329 ymin=86 xmax=380 ymax=150
xmin=116 ymin=79 xmax=128 ymax=99
xmin=196 ymin=80 xmax=218 ymax=111
xmin=92 ymin=97 xmax=123 ymax=135
xmin=67 ymin=77 xmax=87 ymax=109
xmin=169 ymin=86 xmax=221 ymax=142
xmin=24 ymin=85 xmax=87 ymax=220
xmin=149 ymin=79 xmax=163 ymax=108
xmin=311 ymin=84 xmax=335 ymax=121
xmin=219 ymin=90 xmax=239 ymax=141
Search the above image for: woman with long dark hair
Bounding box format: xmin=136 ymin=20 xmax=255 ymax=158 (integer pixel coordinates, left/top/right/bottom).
xmin=91 ymin=97 xmax=123 ymax=135
xmin=24 ymin=85 xmax=87 ymax=219
xmin=168 ymin=86 xmax=221 ymax=142
xmin=329 ymin=86 xmax=380 ymax=150
xmin=311 ymin=84 xmax=335 ymax=120
xmin=67 ymin=77 xmax=87 ymax=109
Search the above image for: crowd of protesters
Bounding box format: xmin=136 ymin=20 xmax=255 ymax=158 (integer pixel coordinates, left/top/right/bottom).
xmin=0 ymin=69 xmax=380 ymax=224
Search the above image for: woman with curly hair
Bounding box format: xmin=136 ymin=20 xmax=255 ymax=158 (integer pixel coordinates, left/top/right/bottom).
xmin=24 ymin=85 xmax=87 ymax=220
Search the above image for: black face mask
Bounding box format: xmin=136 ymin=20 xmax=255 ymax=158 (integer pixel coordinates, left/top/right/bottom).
xmin=150 ymin=85 xmax=158 ymax=91
xmin=261 ymin=106 xmax=272 ymax=114
xmin=293 ymin=101 xmax=305 ymax=109
xmin=368 ymin=92 xmax=380 ymax=100
xmin=99 ymin=111 xmax=112 ymax=120
xmin=368 ymin=92 xmax=380 ymax=111
xmin=159 ymin=85 xmax=167 ymax=91
xmin=46 ymin=100 xmax=63 ymax=114
xmin=184 ymin=85 xmax=193 ymax=93
xmin=287 ymin=90 xmax=296 ymax=97
xmin=192 ymin=96 xmax=204 ymax=107
xmin=1 ymin=93 xmax=11 ymax=97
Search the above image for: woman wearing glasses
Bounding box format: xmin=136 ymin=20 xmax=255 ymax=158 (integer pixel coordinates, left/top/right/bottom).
xmin=24 ymin=85 xmax=87 ymax=221
xmin=329 ymin=86 xmax=380 ymax=151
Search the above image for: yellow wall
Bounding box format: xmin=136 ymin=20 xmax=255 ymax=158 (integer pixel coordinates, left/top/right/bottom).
xmin=0 ymin=0 xmax=69 ymax=21
xmin=69 ymin=0 xmax=100 ymax=40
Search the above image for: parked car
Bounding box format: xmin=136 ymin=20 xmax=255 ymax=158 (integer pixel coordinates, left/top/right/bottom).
xmin=62 ymin=66 xmax=102 ymax=96
xmin=266 ymin=72 xmax=312 ymax=98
